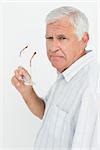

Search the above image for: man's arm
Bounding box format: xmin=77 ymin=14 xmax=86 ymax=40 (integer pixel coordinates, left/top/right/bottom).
xmin=11 ymin=66 xmax=45 ymax=119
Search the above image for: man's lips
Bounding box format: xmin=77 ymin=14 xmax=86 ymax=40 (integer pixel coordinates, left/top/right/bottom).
xmin=50 ymin=55 xmax=64 ymax=61
xmin=50 ymin=55 xmax=64 ymax=58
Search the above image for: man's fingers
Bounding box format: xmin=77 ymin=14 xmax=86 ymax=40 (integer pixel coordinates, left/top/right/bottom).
xmin=11 ymin=76 xmax=21 ymax=88
xmin=12 ymin=66 xmax=32 ymax=88
xmin=14 ymin=66 xmax=31 ymax=82
xmin=18 ymin=66 xmax=31 ymax=78
xmin=14 ymin=69 xmax=22 ymax=80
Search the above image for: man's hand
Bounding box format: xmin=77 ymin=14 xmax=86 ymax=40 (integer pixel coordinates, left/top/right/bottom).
xmin=11 ymin=66 xmax=45 ymax=119
xmin=11 ymin=66 xmax=33 ymax=98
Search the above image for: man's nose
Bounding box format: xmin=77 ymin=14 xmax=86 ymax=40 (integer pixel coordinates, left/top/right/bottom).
xmin=50 ymin=40 xmax=60 ymax=52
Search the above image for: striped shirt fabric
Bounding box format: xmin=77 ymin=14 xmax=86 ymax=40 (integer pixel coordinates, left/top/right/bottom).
xmin=33 ymin=50 xmax=95 ymax=150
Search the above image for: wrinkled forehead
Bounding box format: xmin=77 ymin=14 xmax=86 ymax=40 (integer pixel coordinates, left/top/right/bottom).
xmin=46 ymin=17 xmax=74 ymax=35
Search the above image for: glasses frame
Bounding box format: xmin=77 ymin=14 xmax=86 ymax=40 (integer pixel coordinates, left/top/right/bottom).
xmin=19 ymin=45 xmax=36 ymax=85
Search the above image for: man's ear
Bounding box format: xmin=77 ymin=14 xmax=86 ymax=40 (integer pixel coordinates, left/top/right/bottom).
xmin=82 ymin=32 xmax=89 ymax=44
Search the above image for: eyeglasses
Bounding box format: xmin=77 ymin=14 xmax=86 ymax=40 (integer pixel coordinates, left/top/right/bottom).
xmin=19 ymin=45 xmax=36 ymax=67
xmin=19 ymin=45 xmax=36 ymax=86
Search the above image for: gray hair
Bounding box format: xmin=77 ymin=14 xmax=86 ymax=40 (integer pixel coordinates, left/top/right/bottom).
xmin=45 ymin=6 xmax=89 ymax=40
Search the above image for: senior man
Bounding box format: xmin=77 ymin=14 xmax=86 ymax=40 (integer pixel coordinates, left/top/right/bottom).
xmin=11 ymin=6 xmax=99 ymax=150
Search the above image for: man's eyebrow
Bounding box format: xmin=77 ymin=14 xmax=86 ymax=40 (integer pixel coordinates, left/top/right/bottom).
xmin=45 ymin=34 xmax=69 ymax=39
xmin=56 ymin=34 xmax=67 ymax=37
xmin=45 ymin=34 xmax=66 ymax=37
xmin=45 ymin=35 xmax=53 ymax=38
xmin=45 ymin=34 xmax=52 ymax=37
xmin=57 ymin=34 xmax=69 ymax=40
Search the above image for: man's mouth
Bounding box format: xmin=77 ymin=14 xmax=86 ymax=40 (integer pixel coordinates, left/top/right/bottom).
xmin=50 ymin=55 xmax=64 ymax=61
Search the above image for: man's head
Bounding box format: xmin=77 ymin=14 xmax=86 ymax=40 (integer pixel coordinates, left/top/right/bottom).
xmin=45 ymin=6 xmax=89 ymax=73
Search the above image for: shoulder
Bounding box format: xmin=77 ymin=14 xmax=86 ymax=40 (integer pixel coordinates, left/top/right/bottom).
xmin=87 ymin=62 xmax=100 ymax=83
xmin=86 ymin=61 xmax=100 ymax=95
xmin=82 ymin=62 xmax=100 ymax=111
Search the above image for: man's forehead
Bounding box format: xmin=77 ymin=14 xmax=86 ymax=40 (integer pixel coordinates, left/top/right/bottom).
xmin=47 ymin=16 xmax=72 ymax=26
xmin=46 ymin=21 xmax=74 ymax=36
xmin=47 ymin=21 xmax=70 ymax=29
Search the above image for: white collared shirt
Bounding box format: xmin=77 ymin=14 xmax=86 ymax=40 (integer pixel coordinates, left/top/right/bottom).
xmin=33 ymin=50 xmax=98 ymax=150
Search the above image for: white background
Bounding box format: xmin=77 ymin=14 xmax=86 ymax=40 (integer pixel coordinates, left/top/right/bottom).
xmin=0 ymin=1 xmax=99 ymax=150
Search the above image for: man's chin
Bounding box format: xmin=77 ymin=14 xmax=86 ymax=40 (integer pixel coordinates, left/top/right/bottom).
xmin=51 ymin=63 xmax=64 ymax=73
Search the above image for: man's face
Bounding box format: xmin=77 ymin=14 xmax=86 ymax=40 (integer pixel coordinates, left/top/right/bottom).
xmin=46 ymin=16 xmax=88 ymax=72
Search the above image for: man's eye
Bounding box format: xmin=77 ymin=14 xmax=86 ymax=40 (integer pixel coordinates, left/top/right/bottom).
xmin=58 ymin=37 xmax=66 ymax=40
xmin=46 ymin=37 xmax=53 ymax=40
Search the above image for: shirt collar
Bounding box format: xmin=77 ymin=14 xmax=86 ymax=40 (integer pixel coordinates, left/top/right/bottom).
xmin=57 ymin=50 xmax=96 ymax=82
